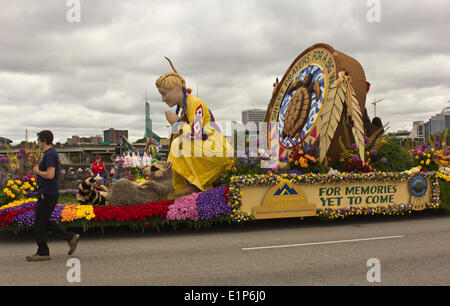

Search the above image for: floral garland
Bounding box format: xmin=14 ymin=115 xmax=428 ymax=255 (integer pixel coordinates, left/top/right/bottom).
xmin=229 ymin=171 xmax=438 ymax=187
xmin=317 ymin=204 xmax=414 ymax=220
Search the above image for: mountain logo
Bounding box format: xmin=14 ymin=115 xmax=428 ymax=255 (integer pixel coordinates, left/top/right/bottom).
xmin=254 ymin=180 xmax=316 ymax=219
xmin=273 ymin=183 xmax=298 ymax=196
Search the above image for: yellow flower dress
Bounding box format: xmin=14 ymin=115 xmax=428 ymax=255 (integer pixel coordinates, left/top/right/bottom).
xmin=167 ymin=94 xmax=233 ymax=192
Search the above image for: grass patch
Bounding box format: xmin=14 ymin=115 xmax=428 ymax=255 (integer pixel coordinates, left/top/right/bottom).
xmin=58 ymin=193 xmax=77 ymax=205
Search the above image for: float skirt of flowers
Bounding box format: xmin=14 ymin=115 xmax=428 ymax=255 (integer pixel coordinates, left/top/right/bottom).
xmin=0 ymin=171 xmax=444 ymax=233
xmin=0 ymin=186 xmax=234 ymax=233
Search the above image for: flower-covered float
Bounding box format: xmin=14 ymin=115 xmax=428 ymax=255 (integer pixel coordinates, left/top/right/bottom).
xmin=0 ymin=43 xmax=448 ymax=233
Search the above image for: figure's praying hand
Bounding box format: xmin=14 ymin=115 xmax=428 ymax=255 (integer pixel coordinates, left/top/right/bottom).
xmin=165 ymin=111 xmax=180 ymax=125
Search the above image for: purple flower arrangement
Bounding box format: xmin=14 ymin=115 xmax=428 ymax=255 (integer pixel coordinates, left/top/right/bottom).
xmin=51 ymin=205 xmax=64 ymax=224
xmin=13 ymin=209 xmax=35 ymax=227
xmin=11 ymin=202 xmax=63 ymax=228
xmin=196 ymin=186 xmax=231 ymax=220
xmin=285 ymin=169 xmax=302 ymax=176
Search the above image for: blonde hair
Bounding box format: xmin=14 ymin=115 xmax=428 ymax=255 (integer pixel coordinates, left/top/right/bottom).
xmin=155 ymin=57 xmax=186 ymax=90
xmin=155 ymin=72 xmax=186 ymax=90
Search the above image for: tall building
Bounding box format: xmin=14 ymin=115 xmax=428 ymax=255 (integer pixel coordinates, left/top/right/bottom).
xmin=145 ymin=101 xmax=152 ymax=138
xmin=410 ymin=121 xmax=425 ymax=141
xmin=241 ymin=109 xmax=266 ymax=129
xmin=103 ymin=128 xmax=128 ymax=144
xmin=423 ymin=107 xmax=450 ymax=139
xmin=144 ymin=100 xmax=160 ymax=142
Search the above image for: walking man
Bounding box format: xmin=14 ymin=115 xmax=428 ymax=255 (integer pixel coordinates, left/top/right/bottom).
xmin=26 ymin=130 xmax=80 ymax=261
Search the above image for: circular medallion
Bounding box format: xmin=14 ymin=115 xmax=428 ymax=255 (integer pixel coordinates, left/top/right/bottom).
xmin=277 ymin=64 xmax=325 ymax=149
xmin=265 ymin=43 xmax=368 ymax=162
xmin=266 ymin=45 xmax=338 ymax=160
xmin=410 ymin=174 xmax=427 ymax=197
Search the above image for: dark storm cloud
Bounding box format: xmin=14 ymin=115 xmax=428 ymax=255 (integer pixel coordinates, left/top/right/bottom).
xmin=0 ymin=0 xmax=449 ymax=143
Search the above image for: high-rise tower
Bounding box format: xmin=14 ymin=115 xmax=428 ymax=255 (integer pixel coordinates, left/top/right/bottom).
xmin=144 ymin=91 xmax=160 ymax=142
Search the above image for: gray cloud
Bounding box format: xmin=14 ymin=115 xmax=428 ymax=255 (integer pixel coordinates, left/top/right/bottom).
xmin=1 ymin=0 xmax=449 ymax=144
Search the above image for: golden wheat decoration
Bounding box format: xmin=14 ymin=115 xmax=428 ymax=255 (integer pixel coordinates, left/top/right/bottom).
xmin=319 ymin=72 xmax=347 ymax=162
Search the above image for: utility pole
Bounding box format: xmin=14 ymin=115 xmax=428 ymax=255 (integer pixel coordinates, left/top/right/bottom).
xmin=372 ymin=98 xmax=384 ymax=117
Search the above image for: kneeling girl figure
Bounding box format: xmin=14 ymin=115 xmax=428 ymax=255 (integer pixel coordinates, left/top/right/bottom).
xmin=156 ymin=58 xmax=233 ymax=197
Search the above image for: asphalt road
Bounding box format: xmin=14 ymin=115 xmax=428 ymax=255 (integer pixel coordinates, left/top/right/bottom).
xmin=0 ymin=213 xmax=449 ymax=286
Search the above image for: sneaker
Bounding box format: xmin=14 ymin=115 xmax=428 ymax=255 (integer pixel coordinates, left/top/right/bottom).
xmin=26 ymin=254 xmax=50 ymax=262
xmin=68 ymin=234 xmax=80 ymax=256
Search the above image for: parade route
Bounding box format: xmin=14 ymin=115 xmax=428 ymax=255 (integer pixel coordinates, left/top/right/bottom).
xmin=1 ymin=214 xmax=449 ymax=286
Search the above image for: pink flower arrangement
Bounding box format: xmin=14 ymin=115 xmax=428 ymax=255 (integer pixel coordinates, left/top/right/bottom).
xmin=167 ymin=193 xmax=199 ymax=221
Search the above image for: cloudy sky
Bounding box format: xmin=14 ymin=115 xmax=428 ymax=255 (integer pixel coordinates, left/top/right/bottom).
xmin=1 ymin=0 xmax=449 ymax=144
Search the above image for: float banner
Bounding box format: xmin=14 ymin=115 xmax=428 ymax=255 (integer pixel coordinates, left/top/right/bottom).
xmin=241 ymin=179 xmax=432 ymax=220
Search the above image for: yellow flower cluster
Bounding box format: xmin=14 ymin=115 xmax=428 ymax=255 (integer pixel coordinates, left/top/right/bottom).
xmin=225 ymin=158 xmax=237 ymax=173
xmin=75 ymin=205 xmax=95 ymax=221
xmin=0 ymin=198 xmax=38 ymax=211
xmin=229 ymin=208 xmax=250 ymax=221
xmin=3 ymin=187 xmax=16 ymax=199
xmin=60 ymin=205 xmax=96 ymax=222
xmin=3 ymin=179 xmax=37 ymax=200
xmin=416 ymin=153 xmax=433 ymax=166
xmin=436 ymin=171 xmax=450 ymax=182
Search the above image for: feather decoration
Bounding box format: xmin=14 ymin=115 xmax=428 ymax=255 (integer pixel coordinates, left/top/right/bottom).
xmin=347 ymin=84 xmax=365 ymax=163
xmin=319 ymin=72 xmax=346 ymax=162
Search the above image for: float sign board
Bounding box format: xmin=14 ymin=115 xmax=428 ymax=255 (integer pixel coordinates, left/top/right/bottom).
xmin=243 ymin=179 xmax=432 ymax=220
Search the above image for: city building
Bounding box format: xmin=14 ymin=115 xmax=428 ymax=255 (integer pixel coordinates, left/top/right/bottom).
xmin=422 ymin=107 xmax=450 ymax=139
xmin=410 ymin=121 xmax=425 ymax=141
xmin=241 ymin=109 xmax=266 ymax=129
xmin=67 ymin=135 xmax=103 ymax=145
xmin=392 ymin=130 xmax=411 ymax=141
xmin=103 ymin=128 xmax=128 ymax=144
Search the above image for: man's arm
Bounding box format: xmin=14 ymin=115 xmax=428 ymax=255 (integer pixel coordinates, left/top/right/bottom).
xmin=34 ymin=166 xmax=55 ymax=180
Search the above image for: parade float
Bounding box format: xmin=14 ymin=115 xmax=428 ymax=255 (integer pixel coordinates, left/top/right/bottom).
xmin=0 ymin=43 xmax=449 ymax=233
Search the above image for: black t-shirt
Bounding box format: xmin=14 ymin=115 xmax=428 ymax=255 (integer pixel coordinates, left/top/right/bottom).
xmin=37 ymin=147 xmax=60 ymax=194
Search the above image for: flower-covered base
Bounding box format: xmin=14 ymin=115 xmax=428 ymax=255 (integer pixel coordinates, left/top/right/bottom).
xmin=0 ymin=171 xmax=445 ymax=233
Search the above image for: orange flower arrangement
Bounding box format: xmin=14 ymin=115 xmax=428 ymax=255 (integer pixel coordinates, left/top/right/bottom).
xmin=61 ymin=205 xmax=78 ymax=222
xmin=288 ymin=146 xmax=325 ymax=173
